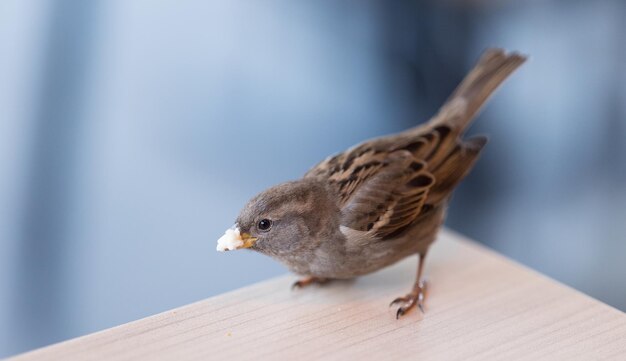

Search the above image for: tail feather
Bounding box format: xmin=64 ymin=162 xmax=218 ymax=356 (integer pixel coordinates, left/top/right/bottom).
xmin=394 ymin=49 xmax=524 ymax=205
xmin=432 ymin=48 xmax=526 ymax=132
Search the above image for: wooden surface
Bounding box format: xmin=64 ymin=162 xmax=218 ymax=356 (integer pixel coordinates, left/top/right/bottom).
xmin=9 ymin=229 xmax=626 ymax=361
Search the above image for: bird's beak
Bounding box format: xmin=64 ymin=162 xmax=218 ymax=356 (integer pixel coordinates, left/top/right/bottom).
xmin=239 ymin=233 xmax=258 ymax=249
xmin=216 ymin=226 xmax=257 ymax=252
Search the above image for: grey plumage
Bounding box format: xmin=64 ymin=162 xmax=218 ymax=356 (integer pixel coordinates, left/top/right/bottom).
xmin=227 ymin=48 xmax=526 ymax=317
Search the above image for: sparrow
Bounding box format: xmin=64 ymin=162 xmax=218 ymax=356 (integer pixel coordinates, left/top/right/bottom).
xmin=216 ymin=48 xmax=526 ymax=318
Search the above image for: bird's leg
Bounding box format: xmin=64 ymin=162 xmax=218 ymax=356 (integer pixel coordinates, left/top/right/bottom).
xmin=390 ymin=252 xmax=428 ymax=319
xmin=291 ymin=276 xmax=330 ymax=290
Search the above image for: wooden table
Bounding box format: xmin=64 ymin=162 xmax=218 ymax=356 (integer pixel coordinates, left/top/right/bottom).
xmin=9 ymin=229 xmax=626 ymax=360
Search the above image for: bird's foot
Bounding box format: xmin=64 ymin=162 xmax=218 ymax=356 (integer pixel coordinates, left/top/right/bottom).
xmin=389 ymin=280 xmax=428 ymax=319
xmin=291 ymin=276 xmax=330 ymax=290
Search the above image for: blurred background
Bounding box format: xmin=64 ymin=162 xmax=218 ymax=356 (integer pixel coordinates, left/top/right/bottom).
xmin=1 ymin=0 xmax=625 ymax=357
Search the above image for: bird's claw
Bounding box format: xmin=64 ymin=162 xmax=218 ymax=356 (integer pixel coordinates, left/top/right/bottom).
xmin=396 ymin=307 xmax=405 ymax=319
xmin=391 ymin=296 xmax=422 ymax=319
xmin=389 ymin=296 xmax=409 ymax=307
xmin=291 ymin=277 xmax=329 ymax=290
xmin=291 ymin=281 xmax=304 ymax=290
xmin=390 ymin=281 xmax=427 ymax=319
xmin=418 ymin=302 xmax=425 ymax=314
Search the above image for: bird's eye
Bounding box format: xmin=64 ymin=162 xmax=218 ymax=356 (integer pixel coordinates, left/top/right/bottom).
xmin=257 ymin=219 xmax=272 ymax=231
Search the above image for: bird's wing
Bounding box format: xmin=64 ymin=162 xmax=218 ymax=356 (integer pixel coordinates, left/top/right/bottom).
xmin=339 ymin=151 xmax=435 ymax=239
xmin=305 ymin=140 xmax=436 ymax=240
xmin=305 ymin=119 xmax=487 ymax=240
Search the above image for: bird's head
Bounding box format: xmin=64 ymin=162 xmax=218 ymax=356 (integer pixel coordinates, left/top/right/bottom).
xmin=216 ymin=179 xmax=337 ymax=256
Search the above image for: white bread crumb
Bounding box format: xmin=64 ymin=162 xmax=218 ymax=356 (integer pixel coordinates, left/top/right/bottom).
xmin=216 ymin=227 xmax=243 ymax=251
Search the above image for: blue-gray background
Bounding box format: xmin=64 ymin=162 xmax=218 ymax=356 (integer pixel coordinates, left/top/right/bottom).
xmin=1 ymin=0 xmax=625 ymax=357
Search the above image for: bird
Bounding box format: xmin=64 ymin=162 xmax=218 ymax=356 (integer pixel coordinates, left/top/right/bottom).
xmin=216 ymin=48 xmax=526 ymax=318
